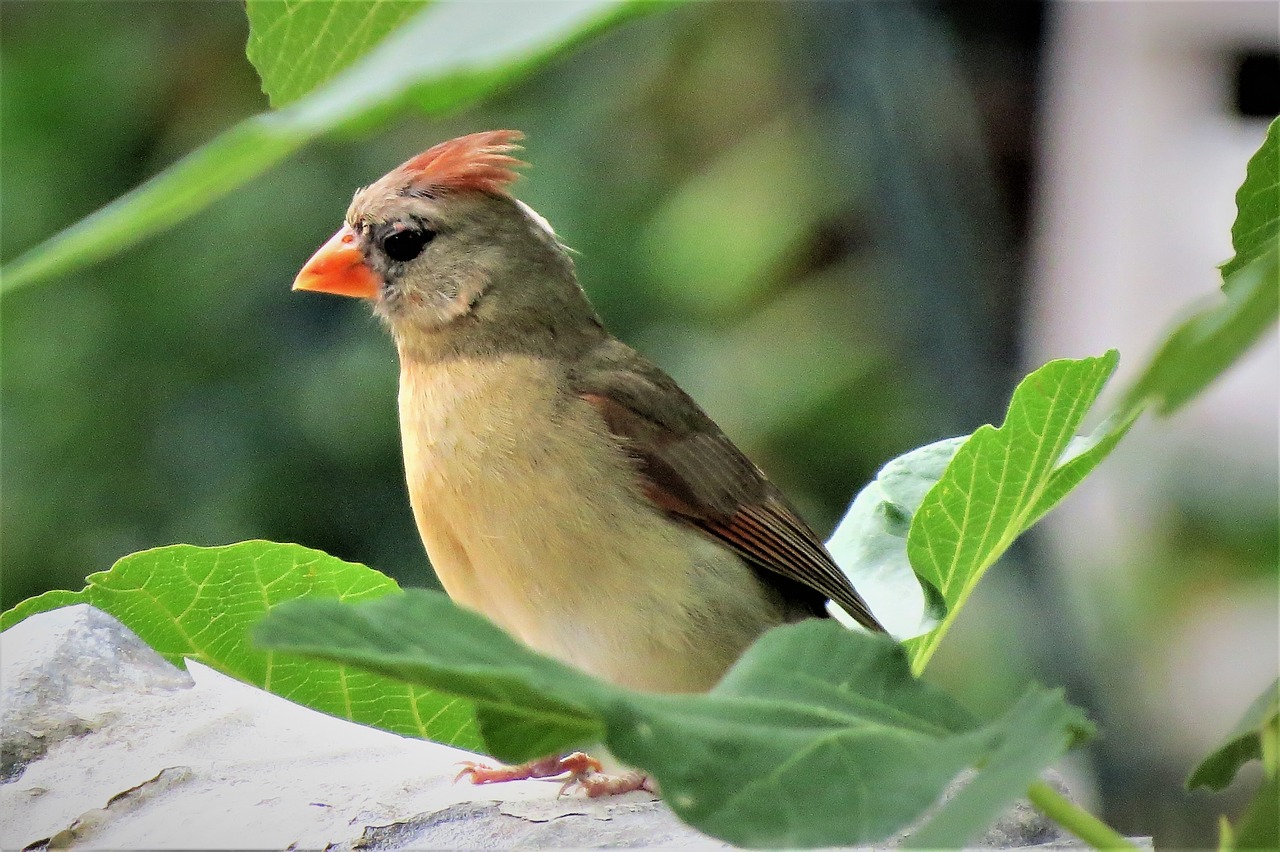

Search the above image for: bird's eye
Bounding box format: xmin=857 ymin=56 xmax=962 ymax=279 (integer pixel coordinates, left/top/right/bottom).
xmin=381 ymin=227 xmax=436 ymax=263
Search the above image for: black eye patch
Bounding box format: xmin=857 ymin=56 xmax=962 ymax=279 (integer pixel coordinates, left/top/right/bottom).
xmin=380 ymin=225 xmax=436 ymax=263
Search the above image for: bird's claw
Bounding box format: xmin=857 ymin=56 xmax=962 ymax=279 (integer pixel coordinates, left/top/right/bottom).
xmin=453 ymin=752 xmax=652 ymax=798
xmin=453 ymin=761 xmax=490 ymax=784
xmin=551 ymin=752 xmax=603 ymax=777
xmin=561 ymin=769 xmax=656 ymax=798
xmin=454 ymin=752 xmax=602 ymax=787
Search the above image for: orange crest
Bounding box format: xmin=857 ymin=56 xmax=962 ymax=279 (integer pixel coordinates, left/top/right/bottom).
xmin=397 ymin=130 xmax=527 ymax=196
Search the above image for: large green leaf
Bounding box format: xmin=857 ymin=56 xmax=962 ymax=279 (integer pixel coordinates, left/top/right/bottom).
xmin=245 ymin=1 xmax=428 ymax=108
xmin=1222 ymin=117 xmax=1279 ymax=280
xmin=0 ymin=0 xmax=645 ymax=293
xmin=256 ymin=588 xmax=1092 ymax=849
xmin=906 ymin=689 xmax=1093 ymax=848
xmin=1024 ymin=410 xmax=1138 ymax=529
xmin=828 ymin=384 xmax=1137 ymax=644
xmin=905 ymin=353 xmax=1119 ymax=673
xmin=0 ymin=542 xmax=481 ymax=750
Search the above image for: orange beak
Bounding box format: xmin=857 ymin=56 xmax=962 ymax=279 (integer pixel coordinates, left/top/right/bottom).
xmin=292 ymin=225 xmax=382 ymax=298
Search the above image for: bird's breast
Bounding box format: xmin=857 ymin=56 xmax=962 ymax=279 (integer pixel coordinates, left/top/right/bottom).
xmin=395 ymin=354 xmax=769 ymax=692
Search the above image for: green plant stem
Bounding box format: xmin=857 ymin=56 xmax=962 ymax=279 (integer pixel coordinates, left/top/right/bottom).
xmin=1027 ymin=781 xmax=1136 ymax=850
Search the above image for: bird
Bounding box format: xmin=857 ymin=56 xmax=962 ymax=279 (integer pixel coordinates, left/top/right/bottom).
xmin=293 ymin=130 xmax=886 ymax=795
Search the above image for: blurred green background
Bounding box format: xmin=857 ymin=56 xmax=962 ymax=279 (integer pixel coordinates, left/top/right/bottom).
xmin=2 ymin=2 xmax=1274 ymax=846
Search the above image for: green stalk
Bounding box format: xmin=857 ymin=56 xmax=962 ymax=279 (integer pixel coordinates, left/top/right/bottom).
xmin=1026 ymin=781 xmax=1137 ymax=850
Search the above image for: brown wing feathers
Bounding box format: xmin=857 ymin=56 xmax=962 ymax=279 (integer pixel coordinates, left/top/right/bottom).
xmin=703 ymin=499 xmax=882 ymax=631
xmin=575 ymin=348 xmax=886 ymax=634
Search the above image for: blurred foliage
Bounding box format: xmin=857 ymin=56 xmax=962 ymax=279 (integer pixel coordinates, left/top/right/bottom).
xmin=0 ymin=0 xmax=642 ymax=292
xmin=1188 ymin=678 xmax=1278 ymax=793
xmin=1222 ymin=106 xmax=1278 ymax=280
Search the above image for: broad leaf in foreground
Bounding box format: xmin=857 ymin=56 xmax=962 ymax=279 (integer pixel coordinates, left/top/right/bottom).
xmin=256 ymin=588 xmax=1091 ymax=848
xmin=0 ymin=0 xmax=645 ymax=293
xmin=905 ymin=687 xmax=1092 ymax=848
xmin=904 ymin=353 xmax=1119 ymax=673
xmin=0 ymin=542 xmax=480 ymax=750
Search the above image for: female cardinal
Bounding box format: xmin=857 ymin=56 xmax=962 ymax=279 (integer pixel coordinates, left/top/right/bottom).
xmin=294 ymin=130 xmax=885 ymax=794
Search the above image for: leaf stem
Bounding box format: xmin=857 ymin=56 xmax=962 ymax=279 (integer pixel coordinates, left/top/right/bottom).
xmin=1026 ymin=781 xmax=1136 ymax=850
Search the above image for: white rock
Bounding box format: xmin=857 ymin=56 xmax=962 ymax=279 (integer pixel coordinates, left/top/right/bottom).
xmin=0 ymin=605 xmax=712 ymax=850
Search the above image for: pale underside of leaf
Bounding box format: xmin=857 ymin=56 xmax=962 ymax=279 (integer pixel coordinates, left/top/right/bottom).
xmin=905 ymin=353 xmax=1119 ymax=673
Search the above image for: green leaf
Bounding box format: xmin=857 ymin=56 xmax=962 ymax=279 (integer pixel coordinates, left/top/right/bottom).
xmin=252 ymin=583 xmax=607 ymax=760
xmin=0 ymin=0 xmax=646 ymax=293
xmin=1188 ymin=678 xmax=1279 ymax=792
xmin=1120 ymin=120 xmax=1278 ymax=417
xmin=257 ymin=588 xmax=1092 ymax=848
xmin=1025 ymin=410 xmax=1138 ymax=528
xmin=245 ymin=1 xmax=428 ymax=108
xmin=1222 ymin=117 xmax=1279 ymax=280
xmin=0 ymin=589 xmax=86 ymax=631
xmin=906 ymin=690 xmax=1094 ymax=848
xmin=0 ymin=542 xmax=481 ymax=750
xmin=905 ymin=353 xmax=1120 ymax=673
xmin=826 ymin=436 xmax=966 ymax=639
xmin=1123 ymin=248 xmax=1280 ymax=416
xmin=828 ymin=375 xmax=1136 ymax=645
xmin=884 ymin=123 xmax=1280 ymax=674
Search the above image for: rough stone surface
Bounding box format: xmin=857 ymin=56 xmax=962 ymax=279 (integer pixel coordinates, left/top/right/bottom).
xmin=1 ymin=604 xmax=193 ymax=783
xmin=1 ymin=605 xmax=1149 ymax=849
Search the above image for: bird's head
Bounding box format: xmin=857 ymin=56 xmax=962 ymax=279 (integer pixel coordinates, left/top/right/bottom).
xmin=294 ymin=130 xmax=595 ymax=352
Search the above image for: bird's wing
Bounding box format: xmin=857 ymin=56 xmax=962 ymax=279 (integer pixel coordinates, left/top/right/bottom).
xmin=572 ymin=340 xmax=885 ymax=633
